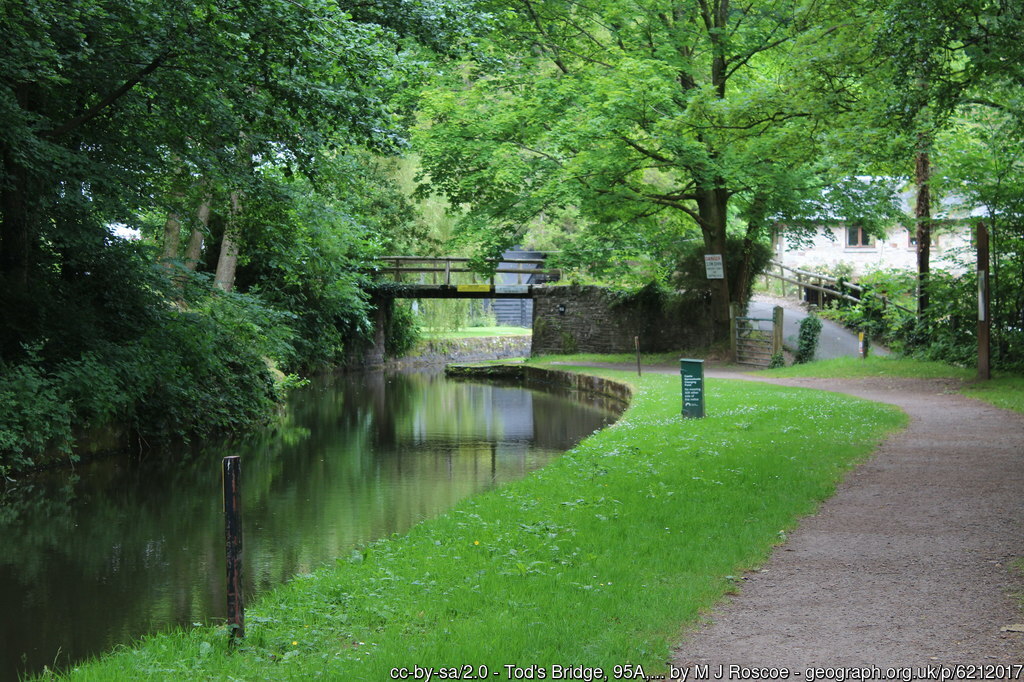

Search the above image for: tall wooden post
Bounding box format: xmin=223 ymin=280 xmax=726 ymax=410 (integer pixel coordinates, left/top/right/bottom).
xmin=977 ymin=221 xmax=991 ymax=381
xmin=729 ymin=303 xmax=739 ymax=363
xmin=223 ymin=456 xmax=245 ymax=639
xmin=772 ymin=306 xmax=783 ymax=356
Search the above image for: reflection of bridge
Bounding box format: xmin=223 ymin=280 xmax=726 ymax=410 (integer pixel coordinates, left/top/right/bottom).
xmin=370 ymin=255 xmax=560 ymax=299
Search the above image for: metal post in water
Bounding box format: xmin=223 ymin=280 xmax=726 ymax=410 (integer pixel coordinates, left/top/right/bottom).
xmin=222 ymin=456 xmax=245 ymax=639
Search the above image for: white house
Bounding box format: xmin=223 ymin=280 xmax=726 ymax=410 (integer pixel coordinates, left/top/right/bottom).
xmin=773 ymin=184 xmax=984 ymax=276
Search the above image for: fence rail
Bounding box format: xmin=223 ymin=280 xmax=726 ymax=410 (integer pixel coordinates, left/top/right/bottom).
xmin=373 ymin=256 xmax=560 ymax=287
xmin=764 ymin=260 xmax=914 ymax=315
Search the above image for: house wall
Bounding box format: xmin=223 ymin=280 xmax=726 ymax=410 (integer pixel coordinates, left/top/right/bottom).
xmin=776 ymin=224 xmax=974 ymax=276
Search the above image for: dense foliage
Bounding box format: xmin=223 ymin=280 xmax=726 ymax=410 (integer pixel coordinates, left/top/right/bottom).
xmin=3 ymin=0 xmax=1024 ymax=472
xmin=0 ymin=0 xmax=477 ymax=473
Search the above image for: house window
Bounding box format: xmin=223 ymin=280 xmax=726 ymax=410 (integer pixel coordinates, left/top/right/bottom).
xmin=846 ymin=225 xmax=874 ymax=248
xmin=908 ymin=230 xmax=939 ymax=248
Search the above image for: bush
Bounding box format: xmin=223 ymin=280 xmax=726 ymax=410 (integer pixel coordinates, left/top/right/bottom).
xmin=0 ymin=355 xmax=74 ymax=476
xmin=385 ymin=301 xmax=422 ymax=358
xmin=795 ymin=314 xmax=823 ymax=364
xmin=0 ymin=288 xmax=287 ymax=475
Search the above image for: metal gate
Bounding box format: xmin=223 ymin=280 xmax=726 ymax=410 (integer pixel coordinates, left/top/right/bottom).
xmin=731 ymin=306 xmax=783 ymax=367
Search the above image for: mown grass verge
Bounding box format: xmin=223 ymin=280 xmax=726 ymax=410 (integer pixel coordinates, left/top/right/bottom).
xmin=764 ymin=356 xmax=1024 ymax=415
xmin=57 ymin=367 xmax=905 ymax=681
xmin=765 ymin=355 xmax=975 ymax=380
xmin=961 ymin=376 xmax=1024 ymax=414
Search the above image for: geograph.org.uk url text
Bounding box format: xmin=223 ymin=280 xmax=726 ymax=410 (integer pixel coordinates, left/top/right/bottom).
xmin=389 ymin=664 xmax=1024 ymax=682
xmin=667 ymin=665 xmax=1024 ymax=682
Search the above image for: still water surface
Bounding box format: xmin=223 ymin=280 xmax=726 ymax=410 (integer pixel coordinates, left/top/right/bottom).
xmin=0 ymin=369 xmax=622 ymax=681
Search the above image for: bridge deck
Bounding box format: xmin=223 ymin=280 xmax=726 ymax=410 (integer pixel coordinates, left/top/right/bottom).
xmin=371 ymin=256 xmax=557 ymax=298
xmin=369 ymin=283 xmax=535 ymax=299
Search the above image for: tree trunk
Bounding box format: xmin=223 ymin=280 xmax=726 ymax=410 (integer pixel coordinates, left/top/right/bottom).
xmin=214 ymin=191 xmax=242 ymax=292
xmin=695 ymin=185 xmax=731 ymax=342
xmin=737 ymin=193 xmax=768 ymax=313
xmin=915 ymin=141 xmax=931 ymax=315
xmin=160 ymin=211 xmax=183 ymax=265
xmin=183 ymin=197 xmax=211 ymax=272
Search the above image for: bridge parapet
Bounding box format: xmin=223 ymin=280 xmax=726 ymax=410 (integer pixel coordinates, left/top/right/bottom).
xmin=372 ymin=256 xmax=559 ymax=287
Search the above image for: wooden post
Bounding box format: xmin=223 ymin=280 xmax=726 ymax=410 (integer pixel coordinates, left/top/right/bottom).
xmin=729 ymin=303 xmax=739 ymax=362
xmin=772 ymin=306 xmax=783 ymax=356
xmin=634 ymin=335 xmax=642 ymax=376
xmin=223 ymin=456 xmax=245 ymax=640
xmin=977 ymin=220 xmax=991 ymax=381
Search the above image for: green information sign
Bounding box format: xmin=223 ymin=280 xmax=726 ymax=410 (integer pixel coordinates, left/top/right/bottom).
xmin=680 ymin=358 xmax=705 ymax=419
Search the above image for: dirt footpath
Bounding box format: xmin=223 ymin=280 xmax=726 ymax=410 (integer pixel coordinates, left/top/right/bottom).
xmin=672 ymin=374 xmax=1024 ymax=672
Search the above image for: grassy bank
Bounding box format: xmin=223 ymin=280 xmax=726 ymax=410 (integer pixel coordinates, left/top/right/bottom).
xmin=59 ymin=366 xmax=905 ymax=680
xmin=764 ymin=356 xmax=1024 ymax=415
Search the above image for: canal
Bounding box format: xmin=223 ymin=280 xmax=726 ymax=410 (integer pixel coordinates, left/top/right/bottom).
xmin=0 ymin=369 xmax=622 ymax=681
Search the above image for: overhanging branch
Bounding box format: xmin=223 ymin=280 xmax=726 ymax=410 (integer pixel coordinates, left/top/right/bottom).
xmin=43 ymin=50 xmax=176 ymax=139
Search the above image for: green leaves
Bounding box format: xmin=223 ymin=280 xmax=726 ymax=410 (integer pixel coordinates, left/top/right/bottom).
xmin=414 ymin=0 xmax=897 ymax=296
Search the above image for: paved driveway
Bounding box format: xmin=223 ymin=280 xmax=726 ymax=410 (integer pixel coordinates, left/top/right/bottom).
xmin=747 ymin=294 xmax=889 ymax=360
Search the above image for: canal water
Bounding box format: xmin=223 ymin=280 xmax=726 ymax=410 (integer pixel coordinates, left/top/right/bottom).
xmin=0 ymin=369 xmax=622 ymax=681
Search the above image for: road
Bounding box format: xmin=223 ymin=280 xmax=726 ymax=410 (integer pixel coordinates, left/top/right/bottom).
xmin=746 ymin=294 xmax=889 ymax=360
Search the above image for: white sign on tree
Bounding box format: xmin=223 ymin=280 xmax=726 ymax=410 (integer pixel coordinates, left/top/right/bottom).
xmin=704 ymin=254 xmax=724 ymax=279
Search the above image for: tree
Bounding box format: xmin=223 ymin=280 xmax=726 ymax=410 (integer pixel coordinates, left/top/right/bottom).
xmin=0 ymin=0 xmax=478 ymax=359
xmin=876 ymin=0 xmax=1024 ymax=316
xmin=415 ymin=0 xmax=889 ymax=338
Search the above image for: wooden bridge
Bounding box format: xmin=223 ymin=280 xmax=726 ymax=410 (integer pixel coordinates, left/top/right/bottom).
xmin=370 ymin=255 xmax=559 ymax=298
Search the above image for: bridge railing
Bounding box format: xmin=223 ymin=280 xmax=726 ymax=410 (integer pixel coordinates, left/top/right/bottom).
xmin=373 ymin=256 xmax=560 ymax=286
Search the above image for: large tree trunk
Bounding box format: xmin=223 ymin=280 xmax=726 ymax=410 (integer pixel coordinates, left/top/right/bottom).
xmin=160 ymin=211 xmax=183 ymax=265
xmin=695 ymin=185 xmax=731 ymax=342
xmin=915 ymin=141 xmax=932 ymax=315
xmin=183 ymin=197 xmax=211 ymax=272
xmin=213 ymin=191 xmax=242 ymax=292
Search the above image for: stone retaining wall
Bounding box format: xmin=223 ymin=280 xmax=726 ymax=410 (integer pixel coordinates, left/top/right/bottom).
xmin=445 ymin=363 xmax=632 ymax=406
xmin=384 ymin=335 xmax=532 ymax=369
xmin=531 ymin=285 xmax=714 ymax=355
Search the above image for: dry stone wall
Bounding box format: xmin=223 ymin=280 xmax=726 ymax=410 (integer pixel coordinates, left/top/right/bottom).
xmin=531 ymin=285 xmax=714 ymax=355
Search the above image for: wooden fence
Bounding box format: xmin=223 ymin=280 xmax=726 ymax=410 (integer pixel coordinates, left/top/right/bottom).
xmin=763 ymin=260 xmax=914 ymax=315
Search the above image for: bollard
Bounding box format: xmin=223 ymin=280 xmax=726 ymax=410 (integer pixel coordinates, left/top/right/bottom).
xmin=223 ymin=456 xmax=245 ymax=639
xmin=634 ymin=336 xmax=642 ymax=376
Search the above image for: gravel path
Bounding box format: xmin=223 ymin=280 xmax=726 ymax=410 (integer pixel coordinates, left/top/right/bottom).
xmin=671 ymin=372 xmax=1024 ymax=674
xmin=552 ymin=361 xmax=1024 ymax=672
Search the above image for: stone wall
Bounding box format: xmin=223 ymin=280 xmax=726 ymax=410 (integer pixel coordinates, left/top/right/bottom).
xmin=446 ymin=363 xmax=632 ymax=407
xmin=531 ymin=285 xmax=714 ymax=355
xmin=386 ymin=335 xmax=532 ymax=369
